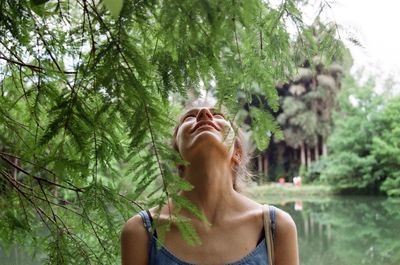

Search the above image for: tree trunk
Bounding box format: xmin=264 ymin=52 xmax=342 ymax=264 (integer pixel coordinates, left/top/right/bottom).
xmin=263 ymin=153 xmax=269 ymax=178
xmin=306 ymin=145 xmax=312 ymax=167
xmin=314 ymin=146 xmax=320 ymax=161
xmin=318 ymin=223 xmax=323 ymax=238
xmin=314 ymin=137 xmax=320 ymax=161
xmin=300 ymin=142 xmax=306 ymax=166
xmin=322 ymin=140 xmax=328 ymax=156
xmin=257 ymin=155 xmax=263 ymax=183
xmin=327 ymin=223 xmax=332 ymax=241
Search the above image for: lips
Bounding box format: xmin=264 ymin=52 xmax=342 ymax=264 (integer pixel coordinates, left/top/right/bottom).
xmin=190 ymin=121 xmax=220 ymax=133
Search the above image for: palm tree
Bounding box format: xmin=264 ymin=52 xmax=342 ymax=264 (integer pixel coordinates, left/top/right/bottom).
xmin=259 ymin=20 xmax=349 ymax=180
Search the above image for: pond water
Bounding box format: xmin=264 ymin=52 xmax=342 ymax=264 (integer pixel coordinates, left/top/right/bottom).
xmin=1 ymin=196 xmax=399 ymax=265
xmin=0 ymin=246 xmax=44 ymax=265
xmin=260 ymin=196 xmax=400 ymax=265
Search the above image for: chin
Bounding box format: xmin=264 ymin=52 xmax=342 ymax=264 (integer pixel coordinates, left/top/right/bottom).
xmin=193 ymin=131 xmax=223 ymax=144
xmin=183 ymin=133 xmax=231 ymax=160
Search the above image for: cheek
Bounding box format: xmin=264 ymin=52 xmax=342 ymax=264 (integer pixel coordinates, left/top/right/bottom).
xmin=221 ymin=125 xmax=236 ymax=151
xmin=175 ymin=130 xmax=183 ymax=151
xmin=175 ymin=126 xmax=189 ymax=153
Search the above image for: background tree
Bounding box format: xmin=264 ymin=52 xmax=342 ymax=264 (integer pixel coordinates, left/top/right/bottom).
xmin=372 ymin=97 xmax=400 ymax=196
xmin=314 ymin=77 xmax=382 ymax=193
xmin=256 ymin=19 xmax=351 ymax=181
xmin=307 ymin=74 xmax=400 ymax=196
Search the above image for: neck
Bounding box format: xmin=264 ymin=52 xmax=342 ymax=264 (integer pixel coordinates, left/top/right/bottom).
xmin=179 ymin=149 xmax=238 ymax=224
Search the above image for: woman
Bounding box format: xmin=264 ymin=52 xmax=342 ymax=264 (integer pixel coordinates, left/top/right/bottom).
xmin=121 ymin=105 xmax=299 ymax=265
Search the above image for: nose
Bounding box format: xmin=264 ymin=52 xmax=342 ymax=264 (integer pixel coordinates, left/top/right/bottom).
xmin=196 ymin=108 xmax=213 ymax=121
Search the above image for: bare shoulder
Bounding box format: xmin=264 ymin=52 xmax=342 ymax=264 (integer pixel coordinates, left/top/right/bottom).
xmin=273 ymin=207 xmax=299 ymax=265
xmin=274 ymin=207 xmax=297 ymax=232
xmin=121 ymin=214 xmax=148 ymax=241
xmin=120 ymin=214 xmax=149 ymax=265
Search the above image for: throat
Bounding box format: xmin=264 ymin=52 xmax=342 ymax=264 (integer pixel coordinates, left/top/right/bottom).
xmin=179 ymin=179 xmax=237 ymax=224
xmin=179 ymin=150 xmax=237 ymax=222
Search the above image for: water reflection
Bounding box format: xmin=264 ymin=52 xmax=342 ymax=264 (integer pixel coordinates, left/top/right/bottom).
xmin=0 ymin=245 xmax=44 ymax=265
xmin=294 ymin=200 xmax=303 ymax=211
xmin=265 ymin=196 xmax=400 ymax=265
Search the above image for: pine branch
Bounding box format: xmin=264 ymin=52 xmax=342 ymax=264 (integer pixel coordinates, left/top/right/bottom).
xmin=76 ymin=191 xmax=111 ymax=263
xmin=143 ymin=104 xmax=173 ymax=219
xmin=117 ymin=193 xmax=144 ymax=210
xmin=29 ymin=11 xmax=75 ymax=91
xmin=0 ymin=170 xmax=105 ymax=264
xmin=233 ymin=16 xmax=243 ymax=68
xmin=71 ymin=1 xmax=89 ymax=91
xmin=83 ymin=0 xmax=96 ymax=58
xmin=85 ymin=1 xmax=173 ymax=216
xmin=37 ymin=177 xmax=58 ymax=224
xmin=175 ymin=2 xmax=210 ymax=39
xmin=268 ymin=0 xmax=287 ymax=36
xmin=0 ymin=55 xmax=77 ymax=75
xmin=0 ymin=154 xmax=84 ymax=192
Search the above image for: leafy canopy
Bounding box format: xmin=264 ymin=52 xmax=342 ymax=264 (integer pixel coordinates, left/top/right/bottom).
xmin=0 ymin=0 xmax=339 ymax=263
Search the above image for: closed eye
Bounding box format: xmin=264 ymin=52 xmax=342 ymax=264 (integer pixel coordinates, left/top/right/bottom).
xmin=213 ymin=113 xmax=225 ymax=119
xmin=182 ymin=114 xmax=196 ymax=122
xmin=181 ymin=111 xmax=225 ymax=122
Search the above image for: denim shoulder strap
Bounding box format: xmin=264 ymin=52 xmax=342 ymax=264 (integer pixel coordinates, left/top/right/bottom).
xmin=138 ymin=209 xmax=158 ymax=262
xmin=269 ymin=205 xmax=277 ymax=241
xmin=138 ymin=210 xmax=153 ymax=235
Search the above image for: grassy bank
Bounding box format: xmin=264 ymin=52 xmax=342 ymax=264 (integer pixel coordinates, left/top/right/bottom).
xmin=244 ymin=183 xmax=335 ymax=203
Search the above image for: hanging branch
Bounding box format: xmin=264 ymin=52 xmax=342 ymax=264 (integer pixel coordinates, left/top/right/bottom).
xmin=0 ymin=154 xmax=84 ymax=192
xmin=86 ymin=1 xmax=173 ymax=216
xmin=268 ymin=0 xmax=287 ymax=36
xmin=0 ymin=55 xmax=76 ymax=75
xmin=143 ymin=103 xmax=173 ymax=218
xmin=0 ymin=168 xmax=104 ymax=227
xmin=0 ymin=169 xmax=105 ymax=264
xmin=232 ymin=17 xmax=243 ymax=68
xmin=76 ymin=191 xmax=112 ymax=263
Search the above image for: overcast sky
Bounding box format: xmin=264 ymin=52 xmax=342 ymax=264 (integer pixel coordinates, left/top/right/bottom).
xmin=308 ymin=0 xmax=400 ymax=93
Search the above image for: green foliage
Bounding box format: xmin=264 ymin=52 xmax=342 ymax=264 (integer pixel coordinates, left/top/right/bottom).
xmin=371 ymin=97 xmax=400 ymax=196
xmin=103 ymin=0 xmax=124 ymax=18
xmin=298 ymin=164 xmax=306 ymax=177
xmin=0 ymin=0 xmax=338 ymax=263
xmin=318 ymin=77 xmax=381 ymax=192
xmin=250 ymin=106 xmax=283 ymax=150
xmin=318 ymin=76 xmax=400 ymax=196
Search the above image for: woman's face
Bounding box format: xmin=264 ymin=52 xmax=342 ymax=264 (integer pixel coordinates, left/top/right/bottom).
xmin=175 ymin=107 xmax=237 ymax=162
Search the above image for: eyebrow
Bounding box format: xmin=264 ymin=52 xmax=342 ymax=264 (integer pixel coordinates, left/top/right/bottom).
xmin=180 ymin=108 xmax=223 ymax=122
xmin=182 ymin=108 xmax=220 ymax=115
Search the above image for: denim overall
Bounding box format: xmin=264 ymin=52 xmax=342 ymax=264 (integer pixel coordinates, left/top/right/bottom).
xmin=138 ymin=206 xmax=276 ymax=265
